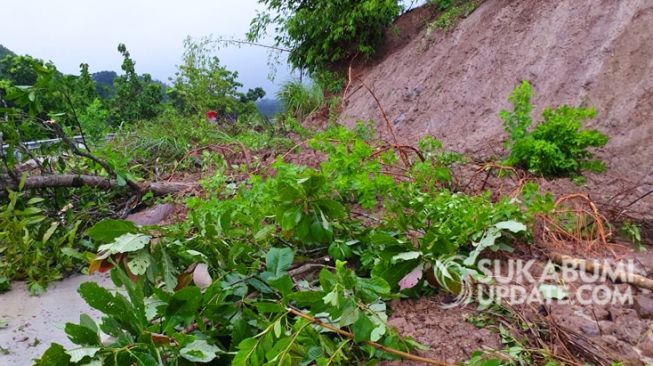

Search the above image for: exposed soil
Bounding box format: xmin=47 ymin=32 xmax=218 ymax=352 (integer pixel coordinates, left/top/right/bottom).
xmin=382 ymin=295 xmax=502 ymax=365
xmin=337 ymin=3 xmax=653 ymax=356
xmin=340 ymin=0 xmax=653 ymax=222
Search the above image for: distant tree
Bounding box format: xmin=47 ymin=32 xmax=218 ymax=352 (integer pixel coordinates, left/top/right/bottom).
xmin=110 ymin=44 xmax=163 ymax=123
xmin=0 ymin=54 xmax=46 ymax=85
xmin=168 ymin=36 xmax=247 ymax=116
xmin=240 ymin=87 xmax=266 ymax=103
xmin=0 ymin=44 xmax=14 ymax=60
xmin=92 ymin=70 xmax=117 ymax=99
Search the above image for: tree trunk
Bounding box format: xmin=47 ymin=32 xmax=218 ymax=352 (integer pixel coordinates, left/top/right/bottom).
xmin=0 ymin=174 xmax=198 ymax=196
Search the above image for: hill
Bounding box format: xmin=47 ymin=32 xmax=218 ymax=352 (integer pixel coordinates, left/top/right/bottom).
xmin=0 ymin=44 xmax=14 ymax=59
xmin=340 ymin=0 xmax=653 ymax=218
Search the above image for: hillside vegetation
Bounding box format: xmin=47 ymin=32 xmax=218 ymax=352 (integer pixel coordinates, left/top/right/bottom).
xmin=0 ymin=1 xmax=651 ymax=365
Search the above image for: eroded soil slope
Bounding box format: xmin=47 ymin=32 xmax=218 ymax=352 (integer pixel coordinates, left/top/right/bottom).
xmin=341 ymin=0 xmax=653 ymax=218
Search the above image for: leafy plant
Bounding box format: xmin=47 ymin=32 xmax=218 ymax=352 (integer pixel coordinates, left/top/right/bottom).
xmin=501 ymin=81 xmax=609 ymax=178
xmin=110 ymin=43 xmax=164 ymax=124
xmin=428 ymin=0 xmax=481 ymax=32
xmin=38 ymin=245 xmax=418 ymax=365
xmin=620 ymin=221 xmax=644 ymax=252
xmin=276 ymin=80 xmax=323 ymax=121
xmin=168 ymin=37 xmax=253 ymax=117
xmin=248 ymin=0 xmax=402 ymax=80
xmin=0 ymin=180 xmax=89 ymax=293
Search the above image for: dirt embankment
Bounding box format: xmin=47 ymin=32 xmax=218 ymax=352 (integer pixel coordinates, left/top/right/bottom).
xmin=341 ymin=0 xmax=653 ymax=220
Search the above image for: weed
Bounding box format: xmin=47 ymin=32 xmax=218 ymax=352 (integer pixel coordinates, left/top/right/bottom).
xmin=428 ymin=0 xmax=481 ymax=33
xmin=620 ymin=221 xmax=644 ymax=251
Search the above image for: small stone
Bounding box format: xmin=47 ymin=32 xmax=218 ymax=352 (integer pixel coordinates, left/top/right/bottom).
xmin=633 ymin=295 xmax=653 ymax=319
xmin=580 ymin=323 xmax=600 ymax=336
xmin=126 ymin=204 xmax=174 ymax=226
xmin=638 ymin=340 xmax=653 ymax=358
xmin=612 ymin=310 xmax=645 ymax=344
xmin=598 ymin=320 xmax=615 ymax=334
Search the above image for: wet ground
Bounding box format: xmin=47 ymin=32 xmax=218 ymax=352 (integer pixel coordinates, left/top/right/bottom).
xmin=0 ymin=274 xmax=113 ymax=365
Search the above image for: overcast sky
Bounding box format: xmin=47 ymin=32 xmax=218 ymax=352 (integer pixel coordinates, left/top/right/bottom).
xmin=0 ymin=0 xmax=295 ymax=95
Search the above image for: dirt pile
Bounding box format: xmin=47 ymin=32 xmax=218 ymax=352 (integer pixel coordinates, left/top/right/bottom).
xmin=340 ymin=0 xmax=653 ymax=220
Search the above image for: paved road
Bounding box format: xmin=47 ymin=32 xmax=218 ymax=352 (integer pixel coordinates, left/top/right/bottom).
xmin=0 ymin=274 xmax=113 ymax=365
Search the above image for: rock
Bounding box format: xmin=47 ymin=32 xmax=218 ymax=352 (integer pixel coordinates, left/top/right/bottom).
xmin=611 ymin=308 xmax=646 ymax=344
xmin=126 ymin=204 xmax=175 ymax=226
xmin=587 ymin=305 xmax=610 ymax=321
xmin=633 ymin=295 xmax=653 ymax=319
xmin=638 ymin=340 xmax=653 ymax=358
xmin=598 ymin=320 xmax=615 ymax=334
xmin=580 ymin=323 xmax=601 ymax=336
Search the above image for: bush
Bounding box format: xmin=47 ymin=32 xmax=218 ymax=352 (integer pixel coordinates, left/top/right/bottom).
xmin=501 ymin=81 xmax=609 ymax=178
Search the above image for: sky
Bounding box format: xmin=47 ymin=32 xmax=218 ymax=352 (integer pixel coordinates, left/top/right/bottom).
xmin=0 ymin=0 xmax=295 ymax=95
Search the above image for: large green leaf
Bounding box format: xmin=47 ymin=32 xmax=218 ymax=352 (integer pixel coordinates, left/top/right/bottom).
xmin=265 ymin=247 xmax=294 ymax=278
xmin=66 ymin=347 xmax=100 ymax=363
xmin=98 ymin=233 xmax=151 ymax=256
xmin=352 ymin=314 xmax=375 ymax=342
xmin=65 ymin=323 xmax=101 ymax=346
xmin=35 ymin=343 xmax=71 ymax=366
xmin=180 ymin=340 xmax=222 ymax=363
xmin=86 ymin=220 xmax=137 ymax=243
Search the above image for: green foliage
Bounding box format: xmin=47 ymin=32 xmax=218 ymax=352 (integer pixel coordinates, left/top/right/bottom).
xmin=277 ymin=80 xmax=323 ymax=121
xmin=0 ymin=54 xmax=46 ymax=85
xmin=78 ymin=98 xmax=109 ymax=143
xmin=110 ymin=43 xmax=164 ymax=123
xmin=249 ymin=0 xmax=402 ymax=78
xmin=168 ymin=37 xmax=252 ymax=117
xmin=41 ymin=248 xmax=413 ymax=365
xmin=35 ymin=119 xmax=537 ymax=363
xmin=428 ymin=0 xmax=481 ymax=32
xmin=501 ymin=81 xmax=609 ymax=178
xmin=620 ymin=221 xmax=644 ymax=252
xmin=0 ymin=183 xmax=88 ymax=293
xmin=0 ymin=44 xmax=14 ymax=60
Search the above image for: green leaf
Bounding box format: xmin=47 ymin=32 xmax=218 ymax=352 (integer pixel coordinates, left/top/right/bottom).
xmin=287 ymin=291 xmax=325 ymax=306
xmin=79 ymin=314 xmax=98 ymax=334
xmin=65 ymin=323 xmax=101 ymax=346
xmin=98 ymin=233 xmax=151 ymax=255
xmin=164 ymin=286 xmax=202 ymax=327
xmin=280 ymin=207 xmax=302 ymax=231
xmin=391 ymin=251 xmax=421 ymax=263
xmin=232 ymin=338 xmax=259 ymax=366
xmin=494 ymin=220 xmax=526 ymax=233
xmin=352 ymin=314 xmax=375 ymax=342
xmin=66 ymin=347 xmax=99 ymax=363
xmin=42 ymin=222 xmax=59 ymax=243
xmin=35 ymin=343 xmax=71 ymax=366
xmin=265 ymin=247 xmax=294 ymax=278
xmin=268 ymin=274 xmax=294 ymax=296
xmin=180 ymin=340 xmax=222 ymax=363
xmin=86 ymin=220 xmax=137 ymax=243
xmin=127 ymin=251 xmax=151 ymax=276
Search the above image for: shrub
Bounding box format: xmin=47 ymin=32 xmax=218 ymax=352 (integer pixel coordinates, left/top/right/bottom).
xmin=168 ymin=37 xmax=247 ymax=116
xmin=428 ymin=0 xmax=481 ymax=32
xmin=501 ymin=81 xmax=609 ymax=178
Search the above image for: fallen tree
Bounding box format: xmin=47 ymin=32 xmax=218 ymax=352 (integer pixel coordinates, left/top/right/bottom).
xmin=0 ymin=174 xmax=198 ymax=196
